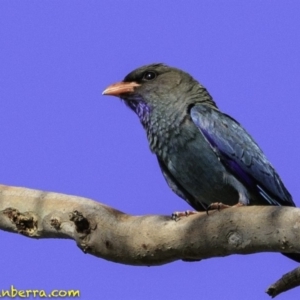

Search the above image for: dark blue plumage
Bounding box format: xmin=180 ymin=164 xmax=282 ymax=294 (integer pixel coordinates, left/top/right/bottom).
xmin=103 ymin=63 xmax=299 ymax=262
xmin=190 ymin=104 xmax=293 ymax=207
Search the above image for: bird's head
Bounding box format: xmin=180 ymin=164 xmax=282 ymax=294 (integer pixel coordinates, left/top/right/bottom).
xmin=103 ymin=63 xmax=216 ymax=126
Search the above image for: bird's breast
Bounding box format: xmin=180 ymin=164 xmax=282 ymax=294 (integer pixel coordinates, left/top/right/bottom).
xmin=158 ymin=122 xmax=240 ymax=206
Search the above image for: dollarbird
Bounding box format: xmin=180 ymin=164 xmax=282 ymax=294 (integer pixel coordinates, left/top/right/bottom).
xmin=103 ymin=63 xmax=299 ymax=262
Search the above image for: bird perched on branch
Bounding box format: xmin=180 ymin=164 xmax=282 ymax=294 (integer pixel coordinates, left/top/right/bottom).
xmin=103 ymin=63 xmax=299 ymax=262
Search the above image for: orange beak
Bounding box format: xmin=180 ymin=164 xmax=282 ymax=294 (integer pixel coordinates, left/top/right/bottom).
xmin=102 ymin=81 xmax=141 ymax=97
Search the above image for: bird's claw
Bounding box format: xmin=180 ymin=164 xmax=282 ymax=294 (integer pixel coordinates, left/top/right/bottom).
xmin=172 ymin=210 xmax=198 ymax=221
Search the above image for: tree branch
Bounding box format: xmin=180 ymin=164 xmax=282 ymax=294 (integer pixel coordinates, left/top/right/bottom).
xmin=0 ymin=184 xmax=299 ymax=296
xmin=266 ymin=266 xmax=300 ymax=298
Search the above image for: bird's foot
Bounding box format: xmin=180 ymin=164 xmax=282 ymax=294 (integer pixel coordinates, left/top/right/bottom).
xmin=206 ymin=202 xmax=244 ymax=215
xmin=172 ymin=210 xmax=198 ymax=222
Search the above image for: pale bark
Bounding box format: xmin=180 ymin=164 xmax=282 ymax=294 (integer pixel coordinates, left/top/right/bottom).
xmin=0 ymin=184 xmax=300 ymax=297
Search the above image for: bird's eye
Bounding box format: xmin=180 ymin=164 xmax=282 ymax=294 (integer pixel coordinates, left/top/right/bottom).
xmin=143 ymin=71 xmax=156 ymax=81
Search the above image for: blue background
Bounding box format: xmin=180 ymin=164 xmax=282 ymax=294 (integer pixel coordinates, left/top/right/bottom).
xmin=1 ymin=1 xmax=300 ymax=299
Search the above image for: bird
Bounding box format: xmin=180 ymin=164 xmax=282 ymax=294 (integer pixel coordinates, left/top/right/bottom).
xmin=102 ymin=63 xmax=299 ymax=262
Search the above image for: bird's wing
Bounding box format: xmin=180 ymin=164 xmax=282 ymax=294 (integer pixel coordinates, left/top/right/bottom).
xmin=190 ymin=104 xmax=294 ymax=206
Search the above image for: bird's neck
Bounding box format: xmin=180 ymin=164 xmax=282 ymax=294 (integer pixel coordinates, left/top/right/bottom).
xmin=128 ymin=85 xmax=218 ymax=158
xmin=126 ymin=100 xmax=151 ymax=126
xmin=143 ymin=88 xmax=217 ymax=156
xmin=135 ymin=101 xmax=151 ymax=125
xmin=126 ymin=100 xmax=170 ymax=154
xmin=127 ymin=101 xmax=172 ymax=156
xmin=145 ymin=106 xmax=189 ymax=158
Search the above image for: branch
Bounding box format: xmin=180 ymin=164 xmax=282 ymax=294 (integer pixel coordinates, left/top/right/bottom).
xmin=266 ymin=266 xmax=300 ymax=298
xmin=0 ymin=184 xmax=300 ymax=296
